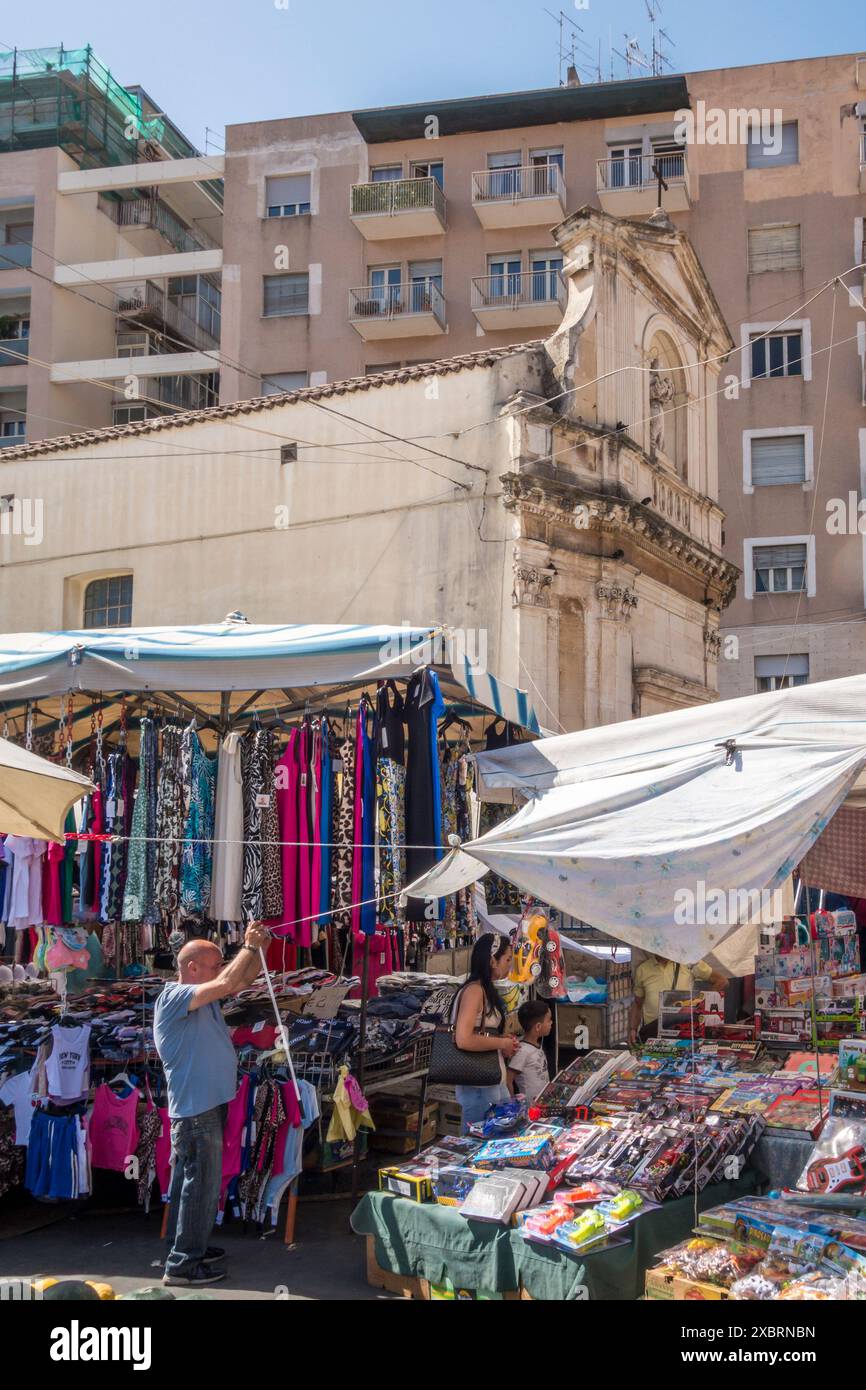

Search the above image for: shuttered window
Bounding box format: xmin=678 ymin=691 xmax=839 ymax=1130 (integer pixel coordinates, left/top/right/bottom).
xmin=753 ymin=543 xmax=808 ymax=594
xmin=263 ymin=273 xmax=309 ymax=317
xmin=747 ymin=121 xmax=798 ymax=168
xmin=261 ymin=371 xmax=308 ymax=395
xmin=266 ymin=174 xmax=311 ymax=217
xmin=748 ymin=224 xmax=801 ymax=273
xmin=750 ymin=435 xmax=806 ymax=486
xmin=755 ymin=654 xmax=809 ymax=691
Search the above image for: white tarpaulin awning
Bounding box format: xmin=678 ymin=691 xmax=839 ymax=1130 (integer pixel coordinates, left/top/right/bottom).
xmin=0 ymin=737 xmax=94 ymax=842
xmin=404 ymin=675 xmax=866 ymax=969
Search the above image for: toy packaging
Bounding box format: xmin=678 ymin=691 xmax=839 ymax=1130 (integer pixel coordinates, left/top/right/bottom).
xmin=378 ymin=1165 xmax=435 ymax=1202
xmin=838 ymin=1039 xmax=866 ymax=1090
xmin=473 ymin=1133 xmax=557 ymax=1171
xmin=797 ymin=1117 xmax=866 ymax=1196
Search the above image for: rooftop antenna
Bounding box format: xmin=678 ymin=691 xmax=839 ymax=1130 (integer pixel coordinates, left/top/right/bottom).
xmin=644 ymin=0 xmax=675 ymax=76
xmin=544 ymin=8 xmax=597 ymax=85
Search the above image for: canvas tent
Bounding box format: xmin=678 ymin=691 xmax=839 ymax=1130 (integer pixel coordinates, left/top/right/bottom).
xmin=406 ymin=674 xmax=866 ymax=971
xmin=0 ymin=622 xmax=540 ymax=745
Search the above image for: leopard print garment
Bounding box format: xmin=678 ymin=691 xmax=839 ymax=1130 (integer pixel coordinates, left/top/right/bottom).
xmin=330 ymin=735 xmax=356 ymax=931
xmin=260 ymin=730 xmax=283 ymax=921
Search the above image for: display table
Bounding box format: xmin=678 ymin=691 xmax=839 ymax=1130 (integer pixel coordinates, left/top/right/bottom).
xmin=350 ymin=1174 xmax=758 ymax=1301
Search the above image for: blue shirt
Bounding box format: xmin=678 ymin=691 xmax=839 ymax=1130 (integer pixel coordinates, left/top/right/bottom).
xmin=154 ymin=982 xmax=237 ymax=1119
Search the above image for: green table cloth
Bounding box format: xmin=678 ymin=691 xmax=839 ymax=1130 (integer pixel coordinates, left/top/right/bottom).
xmin=351 ymin=1173 xmax=758 ymax=1301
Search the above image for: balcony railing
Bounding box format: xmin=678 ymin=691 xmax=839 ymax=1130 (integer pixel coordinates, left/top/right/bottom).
xmin=0 ymin=335 xmax=28 ymax=367
xmin=349 ymin=281 xmax=446 ymax=325
xmin=470 ymin=269 xmax=566 ymax=313
xmin=0 ymin=242 xmax=32 ymax=269
xmin=99 ymin=195 xmax=218 ymax=255
xmin=0 ymin=433 xmax=25 ymax=448
xmin=471 ymin=163 xmax=564 ymax=204
xmin=350 ymin=176 xmax=446 ymax=224
xmin=116 ymin=281 xmax=219 ymax=351
xmin=596 ymin=150 xmax=687 ymax=193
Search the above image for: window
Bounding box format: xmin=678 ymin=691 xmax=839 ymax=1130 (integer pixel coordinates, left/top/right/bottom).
xmin=410 ymin=160 xmax=444 ymax=188
xmin=748 ymin=224 xmax=801 ymax=273
xmin=116 ymin=330 xmax=152 ymax=358
xmin=3 ymin=221 xmax=33 ymax=246
xmin=112 ymin=404 xmax=154 ymax=425
xmin=408 ymin=260 xmax=442 ymax=312
xmin=608 ymin=143 xmax=644 ymax=188
xmin=487 ymin=151 xmax=522 ymax=198
xmin=748 ymin=434 xmax=807 ymax=487
xmin=370 ymin=165 xmax=402 ymax=182
xmin=755 ymin=655 xmax=809 ymax=692
xmin=266 ymin=174 xmax=311 ymax=218
xmin=168 ymin=275 xmax=221 ymax=339
xmin=263 ymin=273 xmax=309 ymax=317
xmin=1 ymin=418 xmax=25 ymax=437
xmin=261 ymin=371 xmax=308 ymax=396
xmin=83 ymin=575 xmax=133 ymax=628
xmin=747 ymin=120 xmax=798 ymax=168
xmin=651 ymin=138 xmax=685 ymax=180
xmin=750 ymin=332 xmax=802 ymax=378
xmin=529 ymin=148 xmax=564 ymax=195
xmin=367 ymin=266 xmax=402 ymax=313
xmin=487 ymin=254 xmax=522 ymax=299
xmin=753 ymin=543 xmax=808 ymax=595
xmin=530 ymin=253 xmax=563 ymax=302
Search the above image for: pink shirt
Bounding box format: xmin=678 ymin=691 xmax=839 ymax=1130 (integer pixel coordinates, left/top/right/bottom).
xmin=89 ymin=1084 xmax=140 ymax=1172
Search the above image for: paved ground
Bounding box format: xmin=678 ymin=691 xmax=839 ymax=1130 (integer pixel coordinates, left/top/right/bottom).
xmin=0 ymin=1192 xmax=386 ymax=1301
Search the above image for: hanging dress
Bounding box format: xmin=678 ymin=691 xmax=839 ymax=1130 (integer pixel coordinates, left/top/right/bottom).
xmin=404 ymin=669 xmax=445 ymax=920
xmin=210 ymin=732 xmax=244 ymax=923
xmin=375 ymin=683 xmax=406 ymax=928
xmin=180 ymin=729 xmax=217 ymax=918
xmin=122 ymin=717 xmax=159 ymax=926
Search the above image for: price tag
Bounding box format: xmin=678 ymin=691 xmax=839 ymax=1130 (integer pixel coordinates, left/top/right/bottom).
xmin=303 ymin=984 xmax=350 ymax=1019
xmin=115 ymin=799 xmax=124 ymax=817
xmin=255 ymin=793 xmax=271 ymax=809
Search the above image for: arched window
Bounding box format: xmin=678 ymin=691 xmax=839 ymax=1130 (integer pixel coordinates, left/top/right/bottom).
xmin=647 ymin=332 xmax=690 ymax=480
xmin=83 ymin=575 xmax=133 ymax=628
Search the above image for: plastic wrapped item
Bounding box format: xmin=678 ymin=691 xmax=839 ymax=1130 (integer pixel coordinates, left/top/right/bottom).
xmin=797 ymin=1117 xmax=866 ymax=1195
xmin=778 ymin=1272 xmax=850 ymax=1300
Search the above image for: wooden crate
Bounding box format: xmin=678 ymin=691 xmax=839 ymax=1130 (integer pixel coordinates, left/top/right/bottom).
xmin=436 ymin=1101 xmax=463 ymax=1137
xmin=372 ymin=1114 xmax=438 ymax=1154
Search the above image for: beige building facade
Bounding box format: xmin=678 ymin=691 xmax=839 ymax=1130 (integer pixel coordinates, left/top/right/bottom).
xmin=219 ymin=52 xmax=866 ymax=701
xmin=0 ymin=209 xmax=736 ymax=733
xmin=0 ymin=46 xmax=224 ymax=449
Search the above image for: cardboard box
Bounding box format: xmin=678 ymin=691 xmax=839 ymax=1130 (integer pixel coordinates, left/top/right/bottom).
xmin=378 ymin=1166 xmax=434 ymax=1202
xmin=672 ymin=1276 xmax=730 ymax=1301
xmin=436 ymin=1101 xmax=463 ymax=1137
xmin=645 ymin=1266 xmax=677 ymax=1300
xmin=773 ymin=948 xmax=813 ymax=980
xmin=776 ymin=976 xmax=832 ymax=1006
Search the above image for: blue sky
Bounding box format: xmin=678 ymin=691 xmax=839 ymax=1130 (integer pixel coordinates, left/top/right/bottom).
xmin=3 ymin=0 xmax=863 ymax=150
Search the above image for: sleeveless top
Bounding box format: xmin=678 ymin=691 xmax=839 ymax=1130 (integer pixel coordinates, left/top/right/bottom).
xmin=451 ymin=983 xmax=507 ymax=1084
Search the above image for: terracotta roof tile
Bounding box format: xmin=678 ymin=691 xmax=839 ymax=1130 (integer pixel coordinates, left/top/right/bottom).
xmin=1 ymin=341 xmax=542 ymax=461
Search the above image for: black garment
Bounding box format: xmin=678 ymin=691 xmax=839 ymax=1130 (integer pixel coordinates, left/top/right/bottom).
xmin=376 ymin=682 xmax=405 ymax=764
xmin=484 ymin=719 xmax=524 ymax=751
xmin=404 ymin=669 xmax=440 ymax=921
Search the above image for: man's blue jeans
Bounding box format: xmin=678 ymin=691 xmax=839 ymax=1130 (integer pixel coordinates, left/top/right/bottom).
xmin=164 ymin=1104 xmax=226 ymax=1276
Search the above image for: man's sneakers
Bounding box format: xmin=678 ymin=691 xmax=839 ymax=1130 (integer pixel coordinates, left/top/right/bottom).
xmin=201 ymin=1247 xmax=226 ymax=1266
xmin=163 ymin=1262 xmax=227 ymax=1288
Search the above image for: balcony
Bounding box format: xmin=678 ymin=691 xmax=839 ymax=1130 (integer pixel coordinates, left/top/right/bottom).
xmin=349 ymin=281 xmax=446 ymax=339
xmin=596 ymin=151 xmax=691 ymax=215
xmin=470 ymin=270 xmax=566 ymax=331
xmin=99 ymin=195 xmax=219 ymax=255
xmin=471 ymin=163 xmax=565 ymax=229
xmin=350 ymin=177 xmax=446 ymax=240
xmin=0 ymin=336 xmax=27 ymax=367
xmin=0 ymin=243 xmax=32 ymax=270
xmin=116 ymin=281 xmax=219 ymax=352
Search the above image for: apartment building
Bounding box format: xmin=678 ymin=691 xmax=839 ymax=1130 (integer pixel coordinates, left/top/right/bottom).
xmin=0 ymin=44 xmax=224 ymax=449
xmin=220 ymin=52 xmax=866 ymax=702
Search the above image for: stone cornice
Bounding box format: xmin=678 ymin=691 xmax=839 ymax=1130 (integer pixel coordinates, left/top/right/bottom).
xmin=633 ymin=665 xmax=720 ymax=706
xmin=501 ymin=470 xmax=739 ymax=606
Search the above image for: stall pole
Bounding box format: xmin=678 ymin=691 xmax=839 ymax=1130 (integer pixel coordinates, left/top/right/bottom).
xmin=350 ymin=934 xmax=372 ymax=1201
xmin=800 ymin=874 xmax=827 ymax=1123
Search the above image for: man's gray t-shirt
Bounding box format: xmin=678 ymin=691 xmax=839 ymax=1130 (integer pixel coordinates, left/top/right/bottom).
xmin=154 ymin=982 xmax=237 ymax=1119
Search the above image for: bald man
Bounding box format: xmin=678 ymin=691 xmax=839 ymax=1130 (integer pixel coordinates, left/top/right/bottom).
xmin=154 ymin=921 xmax=268 ymax=1287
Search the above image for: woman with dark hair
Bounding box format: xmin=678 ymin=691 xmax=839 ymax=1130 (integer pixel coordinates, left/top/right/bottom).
xmin=453 ymin=933 xmax=519 ymax=1132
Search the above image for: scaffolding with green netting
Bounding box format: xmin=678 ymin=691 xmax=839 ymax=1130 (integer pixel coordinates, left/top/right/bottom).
xmin=0 ymin=44 xmax=200 ymax=168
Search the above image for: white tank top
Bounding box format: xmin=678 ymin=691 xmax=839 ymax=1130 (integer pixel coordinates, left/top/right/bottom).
xmin=46 ymin=1023 xmax=91 ymax=1100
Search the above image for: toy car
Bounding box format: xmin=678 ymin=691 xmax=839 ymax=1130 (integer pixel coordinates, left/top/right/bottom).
xmin=805 ymin=1146 xmax=866 ymax=1194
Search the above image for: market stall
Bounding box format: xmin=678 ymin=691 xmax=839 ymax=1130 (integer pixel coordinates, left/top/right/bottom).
xmin=0 ymin=620 xmax=540 ymax=1239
